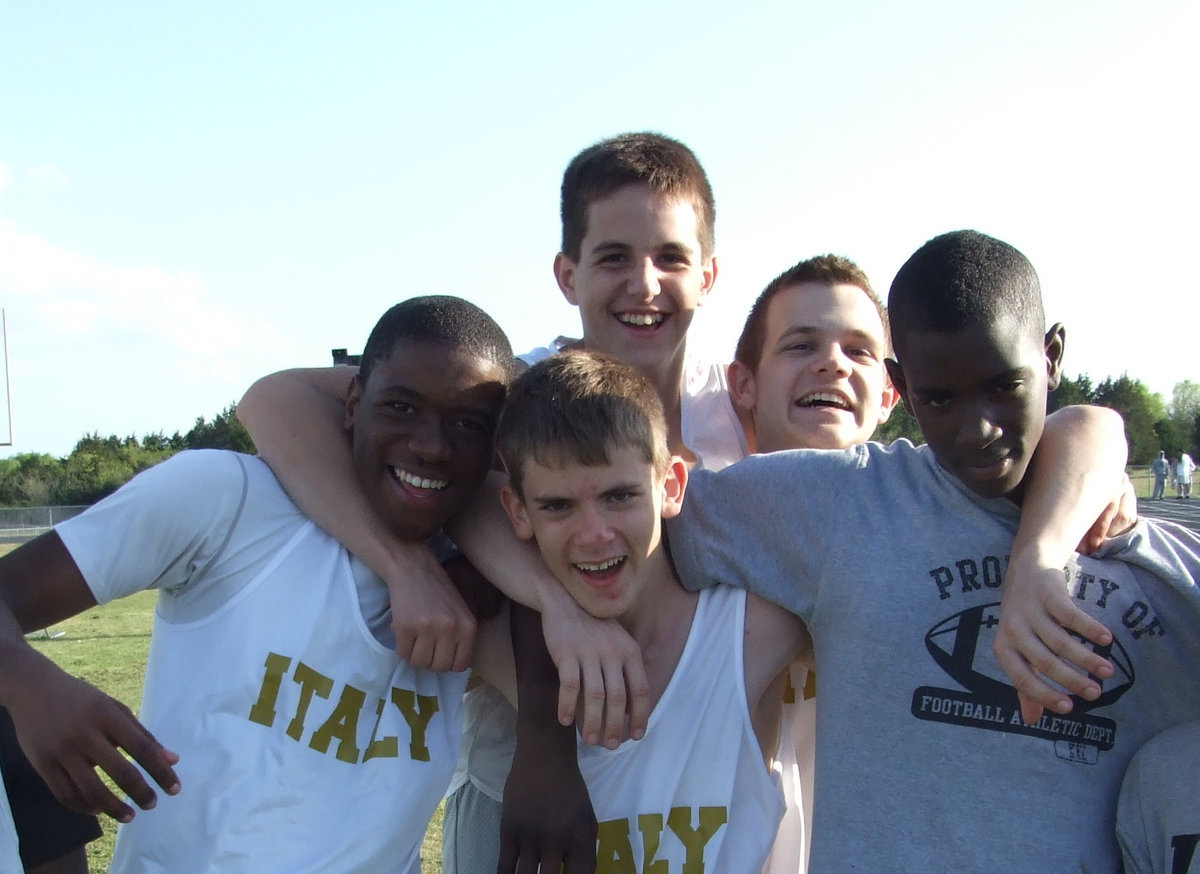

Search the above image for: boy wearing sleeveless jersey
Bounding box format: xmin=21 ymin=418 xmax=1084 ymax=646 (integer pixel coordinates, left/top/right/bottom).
xmin=0 ymin=296 xmax=515 ymax=873
xmin=472 ymin=349 xmax=812 ymax=873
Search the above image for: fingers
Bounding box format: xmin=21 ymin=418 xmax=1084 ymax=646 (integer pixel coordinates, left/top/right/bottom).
xmin=623 ymin=659 xmax=651 ymax=743
xmin=394 ymin=606 xmax=477 ymax=673
xmin=557 ymin=658 xmax=582 ymax=728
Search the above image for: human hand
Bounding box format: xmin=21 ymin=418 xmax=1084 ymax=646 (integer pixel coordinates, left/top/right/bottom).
xmin=496 ymin=727 xmax=597 ymax=874
xmin=994 ymin=557 xmax=1115 ymax=725
xmin=1076 ymin=475 xmax=1138 ymax=555
xmin=8 ymin=660 xmax=180 ymax=822
xmin=385 ymin=544 xmax=477 ymax=673
xmin=539 ymin=589 xmax=650 ymax=749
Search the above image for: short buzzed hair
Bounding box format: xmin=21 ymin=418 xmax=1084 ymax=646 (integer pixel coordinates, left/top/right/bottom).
xmin=497 ymin=350 xmax=670 ymax=501
xmin=887 ymin=230 xmax=1044 ymax=358
xmin=357 ymin=295 xmax=517 ymax=387
xmin=560 ymin=132 xmax=716 ymax=263
xmin=735 ymin=254 xmax=886 ymax=370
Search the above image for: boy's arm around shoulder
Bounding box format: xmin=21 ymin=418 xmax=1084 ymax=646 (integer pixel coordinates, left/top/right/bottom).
xmin=996 ymin=404 xmax=1130 ymax=723
xmin=238 ymin=366 xmax=479 ymax=673
xmin=0 ymin=532 xmax=180 ymax=824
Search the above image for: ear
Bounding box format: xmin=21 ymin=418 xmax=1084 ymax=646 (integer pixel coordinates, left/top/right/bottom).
xmin=659 ymin=457 xmax=689 ymax=520
xmin=697 ymin=254 xmax=718 ymax=305
xmin=1043 ymin=323 xmax=1066 ymax=391
xmin=344 ymin=377 xmax=363 ymax=432
xmin=554 ymin=252 xmax=580 ymax=306
xmin=884 ymin=358 xmax=914 ymax=417
xmin=727 ymin=359 xmax=757 ymax=414
xmin=499 ymin=483 xmax=536 ymax=541
xmin=876 ymin=372 xmax=902 ymax=425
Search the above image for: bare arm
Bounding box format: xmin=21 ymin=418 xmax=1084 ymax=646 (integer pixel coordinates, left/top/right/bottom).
xmin=496 ymin=603 xmax=596 ymax=874
xmin=238 ymin=367 xmax=478 ymax=671
xmin=0 ymin=533 xmax=180 ymax=821
xmin=996 ymin=404 xmax=1129 ymax=722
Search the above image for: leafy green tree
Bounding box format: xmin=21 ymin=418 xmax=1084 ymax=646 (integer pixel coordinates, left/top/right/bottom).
xmin=1092 ymin=374 xmax=1167 ymax=465
xmin=875 ymin=402 xmax=922 ymax=445
xmin=1047 ymin=373 xmax=1095 ymax=413
xmin=183 ymin=404 xmax=256 ymax=454
xmin=1167 ymin=381 xmax=1200 ymax=458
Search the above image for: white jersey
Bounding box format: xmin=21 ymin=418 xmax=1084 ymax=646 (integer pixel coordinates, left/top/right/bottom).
xmin=582 ymin=586 xmax=783 ymax=873
xmin=58 ymin=451 xmax=469 ymax=873
xmin=448 ymin=338 xmax=748 ymax=802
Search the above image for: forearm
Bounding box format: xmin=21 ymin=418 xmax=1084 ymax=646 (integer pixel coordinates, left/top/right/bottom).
xmin=1015 ymin=404 xmax=1127 ymax=564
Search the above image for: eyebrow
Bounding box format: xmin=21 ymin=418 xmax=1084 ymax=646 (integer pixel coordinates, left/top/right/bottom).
xmin=775 ymin=325 xmax=884 ymax=347
xmin=375 ymin=384 xmax=498 ymax=420
xmin=589 ymin=240 xmax=696 ymax=257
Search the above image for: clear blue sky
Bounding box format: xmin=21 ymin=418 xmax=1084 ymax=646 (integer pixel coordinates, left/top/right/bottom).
xmin=1 ymin=0 xmax=1195 ymax=457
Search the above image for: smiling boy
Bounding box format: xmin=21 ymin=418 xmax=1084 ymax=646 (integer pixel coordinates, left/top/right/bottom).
xmin=668 ymin=231 xmax=1200 ymax=871
xmin=472 ymin=350 xmax=811 ymax=872
xmin=727 ymin=253 xmax=898 ymax=873
xmin=0 ymin=296 xmax=515 ymax=872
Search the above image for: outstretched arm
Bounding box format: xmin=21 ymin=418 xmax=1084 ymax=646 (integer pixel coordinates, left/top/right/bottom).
xmin=0 ymin=533 xmax=180 ymax=822
xmin=996 ymin=404 xmax=1130 ymax=722
xmin=238 ymin=367 xmax=478 ymax=671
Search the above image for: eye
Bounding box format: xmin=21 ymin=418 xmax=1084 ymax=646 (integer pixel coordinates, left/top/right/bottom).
xmin=605 ymin=489 xmax=640 ymax=506
xmin=384 ymin=400 xmax=415 ymax=415
xmin=456 ymin=417 xmax=491 ymax=435
xmin=537 ymin=499 xmax=570 ymax=515
xmin=994 ymin=381 xmax=1024 ymax=396
xmin=783 ymin=342 xmax=814 ymax=354
xmin=919 ymin=394 xmax=952 ymax=410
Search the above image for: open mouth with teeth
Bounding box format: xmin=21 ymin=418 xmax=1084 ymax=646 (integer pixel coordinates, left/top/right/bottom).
xmin=616 ymin=313 xmax=665 ymax=329
xmin=573 ymin=555 xmax=627 ymax=582
xmin=796 ymin=391 xmax=852 ymax=411
xmin=389 ymin=466 xmax=449 ymax=492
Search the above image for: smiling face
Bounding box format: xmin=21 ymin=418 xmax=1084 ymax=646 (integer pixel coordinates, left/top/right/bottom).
xmin=345 ymin=339 xmax=507 ymax=541
xmin=731 ymin=282 xmax=897 ymax=452
xmin=553 ymin=184 xmax=716 ymax=378
xmin=886 ymin=317 xmax=1064 ymax=502
xmin=501 ymin=445 xmax=685 ymax=621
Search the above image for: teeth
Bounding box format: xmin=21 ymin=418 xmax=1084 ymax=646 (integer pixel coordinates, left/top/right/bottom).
xmin=575 ymin=556 xmax=624 ymax=572
xmin=391 ymin=467 xmax=448 ymax=490
xmin=617 ymin=313 xmax=664 ymax=327
xmin=799 ymin=391 xmax=851 ymax=410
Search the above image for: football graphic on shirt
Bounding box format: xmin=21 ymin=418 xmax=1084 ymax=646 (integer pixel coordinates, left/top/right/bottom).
xmin=924 ymin=602 xmax=1135 ymax=712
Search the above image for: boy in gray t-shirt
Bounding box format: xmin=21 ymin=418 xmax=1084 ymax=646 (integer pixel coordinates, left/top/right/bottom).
xmin=669 ymin=230 xmax=1200 ymax=872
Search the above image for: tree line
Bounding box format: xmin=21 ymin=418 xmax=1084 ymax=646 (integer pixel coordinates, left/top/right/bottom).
xmin=0 ymin=405 xmax=255 ymax=507
xmin=876 ymin=376 xmax=1200 ymax=467
xmin=1 ymin=376 xmax=1196 ymax=508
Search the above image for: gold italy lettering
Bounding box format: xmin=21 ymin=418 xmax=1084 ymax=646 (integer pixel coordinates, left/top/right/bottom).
xmin=363 ymin=697 xmax=399 ymax=761
xmin=596 ymin=819 xmax=637 ymax=874
xmin=248 ymin=652 xmax=293 ymax=726
xmin=286 ymin=661 xmax=334 ymax=741
xmin=668 ymin=806 xmax=727 ymax=874
xmin=309 ymin=683 xmax=367 ymax=763
xmin=392 ymin=688 xmax=439 ymax=762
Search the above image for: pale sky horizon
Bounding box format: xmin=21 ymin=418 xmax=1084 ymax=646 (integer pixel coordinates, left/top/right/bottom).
xmin=1 ymin=1 xmax=1196 ymax=458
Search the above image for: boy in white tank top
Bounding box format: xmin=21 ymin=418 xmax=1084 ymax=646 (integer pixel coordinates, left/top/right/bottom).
xmin=0 ymin=296 xmax=515 ymax=872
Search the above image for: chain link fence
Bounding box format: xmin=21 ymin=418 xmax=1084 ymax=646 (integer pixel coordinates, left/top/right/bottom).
xmin=0 ymin=506 xmax=89 ymax=543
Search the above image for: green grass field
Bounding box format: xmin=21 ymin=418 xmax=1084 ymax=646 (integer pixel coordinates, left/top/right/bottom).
xmin=10 ymin=544 xmax=445 ymax=873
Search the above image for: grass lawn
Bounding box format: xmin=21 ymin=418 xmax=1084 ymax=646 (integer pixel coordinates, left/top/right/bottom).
xmin=10 ymin=544 xmax=445 ymax=873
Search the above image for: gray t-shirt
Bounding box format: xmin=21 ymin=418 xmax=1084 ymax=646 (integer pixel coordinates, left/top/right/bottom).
xmin=1117 ymin=719 xmax=1200 ymax=874
xmin=668 ymin=439 xmax=1200 ymax=873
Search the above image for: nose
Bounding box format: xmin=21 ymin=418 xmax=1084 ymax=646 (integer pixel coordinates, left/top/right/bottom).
xmin=573 ymin=503 xmax=616 ymax=548
xmin=813 ymin=343 xmax=852 ymax=376
xmin=629 ymin=257 xmax=662 ymax=302
xmin=409 ymin=415 xmax=452 ymax=463
xmin=955 ymin=403 xmax=1001 ymax=449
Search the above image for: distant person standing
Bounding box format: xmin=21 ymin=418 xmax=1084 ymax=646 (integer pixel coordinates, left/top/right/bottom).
xmin=1177 ymin=452 xmax=1196 ymax=499
xmin=1151 ymin=450 xmax=1170 ymax=499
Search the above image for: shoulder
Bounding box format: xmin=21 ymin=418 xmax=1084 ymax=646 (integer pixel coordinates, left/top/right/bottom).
xmin=744 ymin=591 xmax=811 ymax=668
